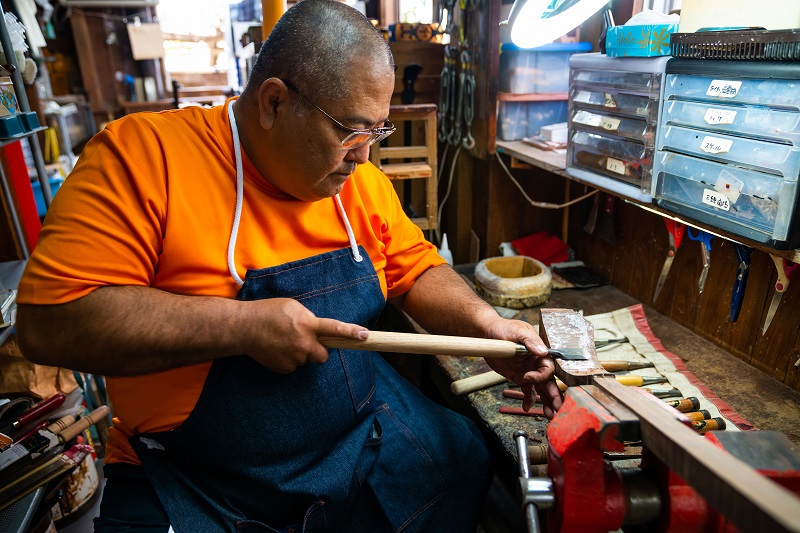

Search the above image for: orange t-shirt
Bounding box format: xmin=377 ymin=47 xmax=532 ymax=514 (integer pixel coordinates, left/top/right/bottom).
xmin=17 ymin=99 xmax=445 ymax=465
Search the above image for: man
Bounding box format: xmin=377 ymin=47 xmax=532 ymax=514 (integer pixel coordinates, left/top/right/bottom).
xmin=16 ymin=0 xmax=562 ymax=531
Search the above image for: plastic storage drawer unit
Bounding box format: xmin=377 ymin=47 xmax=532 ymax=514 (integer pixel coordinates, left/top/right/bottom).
xmin=500 ymin=42 xmax=592 ymax=94
xmin=654 ymin=59 xmax=800 ymax=248
xmin=567 ymin=53 xmax=669 ymax=202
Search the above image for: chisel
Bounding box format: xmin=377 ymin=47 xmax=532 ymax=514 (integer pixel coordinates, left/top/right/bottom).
xmin=0 ymin=406 xmax=108 ymax=472
xmin=321 ymin=331 xmax=591 ymax=360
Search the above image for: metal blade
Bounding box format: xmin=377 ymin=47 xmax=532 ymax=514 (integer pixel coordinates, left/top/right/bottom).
xmin=547 ymin=348 xmax=591 ymax=361
xmin=762 ymin=290 xmax=783 ymax=335
xmin=653 ymin=254 xmax=674 ymax=301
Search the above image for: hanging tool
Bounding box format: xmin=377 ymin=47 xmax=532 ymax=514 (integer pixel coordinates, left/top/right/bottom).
xmin=729 ymin=243 xmax=753 ymax=323
xmin=687 ymin=228 xmax=714 ymax=294
xmin=439 ymin=45 xmax=459 ymax=144
xmin=762 ymin=255 xmax=799 ymax=335
xmin=459 ymin=49 xmax=476 ymax=149
xmin=653 ymin=219 xmax=685 ymax=301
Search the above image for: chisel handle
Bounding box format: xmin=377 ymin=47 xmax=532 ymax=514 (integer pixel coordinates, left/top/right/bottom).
xmin=321 ymin=331 xmax=524 ymax=359
xmin=58 ymin=406 xmax=110 ymax=443
xmin=451 ymin=371 xmax=506 ymax=395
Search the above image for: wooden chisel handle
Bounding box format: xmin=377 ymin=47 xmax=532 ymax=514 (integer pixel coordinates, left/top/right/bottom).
xmin=320 ymin=331 xmax=524 ymax=359
xmin=451 ymin=371 xmax=506 ymax=395
xmin=58 ymin=406 xmax=110 ymax=443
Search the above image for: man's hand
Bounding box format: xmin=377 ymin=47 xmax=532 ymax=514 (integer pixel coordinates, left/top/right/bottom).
xmin=237 ymin=298 xmax=368 ymax=374
xmin=481 ymin=317 xmax=564 ymax=419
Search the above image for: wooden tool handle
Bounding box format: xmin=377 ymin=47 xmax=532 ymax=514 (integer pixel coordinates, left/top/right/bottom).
xmin=450 ymin=371 xmax=506 ymax=395
xmin=58 ymin=406 xmax=110 ymax=443
xmin=46 ymin=415 xmax=76 ymax=434
xmin=320 ymin=331 xmax=521 ymax=359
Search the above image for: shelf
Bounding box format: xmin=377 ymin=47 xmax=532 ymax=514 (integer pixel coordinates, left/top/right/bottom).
xmin=494 ymin=139 xmax=800 ymax=262
xmin=497 ymin=92 xmax=569 ymax=102
xmin=0 ymin=127 xmax=48 ymax=149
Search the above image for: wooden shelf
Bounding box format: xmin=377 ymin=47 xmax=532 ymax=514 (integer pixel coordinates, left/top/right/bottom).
xmin=494 ymin=139 xmax=800 ymax=263
xmin=497 ymin=92 xmax=569 ymax=102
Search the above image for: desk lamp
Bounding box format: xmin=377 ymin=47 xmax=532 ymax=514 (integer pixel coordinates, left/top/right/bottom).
xmin=504 ymin=0 xmax=610 ymax=48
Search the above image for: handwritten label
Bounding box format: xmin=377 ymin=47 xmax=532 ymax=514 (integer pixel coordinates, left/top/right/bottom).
xmin=600 ymin=116 xmax=621 ymax=131
xmin=702 ymin=188 xmax=731 ymax=211
xmin=703 ymin=108 xmax=737 ymax=125
xmin=700 ymin=136 xmax=733 ymax=154
xmin=706 ymin=79 xmax=742 ymax=98
xmin=606 ymin=157 xmax=626 ymax=175
xmin=603 ymin=92 xmax=617 ymax=108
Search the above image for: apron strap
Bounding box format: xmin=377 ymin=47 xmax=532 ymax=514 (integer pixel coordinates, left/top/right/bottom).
xmin=226 ymin=102 xmax=363 ymax=287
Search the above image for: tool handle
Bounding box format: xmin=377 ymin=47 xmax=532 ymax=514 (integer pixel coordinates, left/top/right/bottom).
xmin=451 ymin=371 xmax=506 ymax=395
xmin=58 ymin=406 xmax=110 ymax=443
xmin=320 ymin=331 xmax=521 ymax=359
xmin=15 ymin=393 xmax=66 ymax=428
xmin=46 ymin=415 xmax=76 ymax=434
xmin=771 ymin=255 xmax=799 ymax=292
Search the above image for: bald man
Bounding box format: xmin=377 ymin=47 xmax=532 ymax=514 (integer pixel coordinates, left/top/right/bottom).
xmin=16 ymin=1 xmax=561 ymax=531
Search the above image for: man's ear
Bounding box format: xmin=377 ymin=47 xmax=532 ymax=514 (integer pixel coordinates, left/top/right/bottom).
xmin=257 ymin=78 xmax=289 ymax=131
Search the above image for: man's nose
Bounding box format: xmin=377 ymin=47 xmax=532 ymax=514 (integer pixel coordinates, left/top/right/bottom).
xmin=345 ymin=142 xmax=371 ymax=165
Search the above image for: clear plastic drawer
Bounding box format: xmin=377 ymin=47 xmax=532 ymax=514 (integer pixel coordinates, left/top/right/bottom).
xmin=662 ymin=99 xmax=800 ymax=146
xmin=572 ymin=69 xmax=661 ymax=94
xmin=569 ymin=130 xmax=652 ymax=189
xmin=653 ymin=151 xmax=798 ymax=242
xmin=658 ymin=125 xmax=800 ymax=178
xmin=665 ymin=74 xmax=800 ymax=109
xmin=570 ymin=108 xmax=655 ymax=144
xmin=570 ymin=88 xmax=656 ymax=121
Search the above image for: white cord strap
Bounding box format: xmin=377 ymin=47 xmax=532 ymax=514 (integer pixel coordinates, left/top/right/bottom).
xmin=227 ymin=102 xmax=245 ymax=286
xmin=335 ymin=193 xmax=362 ymax=262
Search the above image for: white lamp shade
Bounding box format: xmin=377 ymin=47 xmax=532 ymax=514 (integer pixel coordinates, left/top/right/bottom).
xmin=508 ymin=0 xmax=610 ymax=48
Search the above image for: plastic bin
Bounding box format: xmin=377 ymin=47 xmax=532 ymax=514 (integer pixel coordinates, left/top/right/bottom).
xmin=500 ymin=42 xmax=592 ymax=94
xmin=0 ymin=114 xmax=23 ymax=138
xmin=661 ymin=99 xmax=800 ymax=146
xmin=498 ymin=100 xmax=568 ymax=140
xmin=571 ymin=109 xmax=654 ymax=143
xmin=30 ymin=175 xmax=64 ymax=217
xmin=664 ymin=73 xmax=800 ymax=109
xmin=527 ymin=100 xmax=568 ymax=137
xmin=569 ymin=129 xmax=652 ymax=188
xmin=653 ymin=151 xmax=799 ymax=247
xmin=570 ymin=88 xmax=656 ymax=120
xmin=658 ymin=125 xmax=800 ymax=177
xmin=497 ymin=101 xmax=529 ymax=141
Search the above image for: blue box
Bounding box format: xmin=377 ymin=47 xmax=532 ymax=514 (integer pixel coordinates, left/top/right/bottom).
xmin=31 ymin=176 xmax=64 ymax=217
xmin=18 ymin=112 xmax=40 ymax=131
xmin=0 ymin=114 xmax=23 ymax=138
xmin=500 ymin=42 xmax=592 ymax=93
xmin=497 ymin=100 xmax=569 ymax=141
xmin=606 ymin=24 xmax=678 ymax=57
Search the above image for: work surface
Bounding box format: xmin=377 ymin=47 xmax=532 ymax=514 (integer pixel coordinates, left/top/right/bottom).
xmin=427 ymin=282 xmax=800 ymax=467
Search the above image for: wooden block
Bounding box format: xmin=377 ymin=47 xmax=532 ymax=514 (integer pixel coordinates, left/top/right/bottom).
xmin=381 ymin=162 xmax=432 ymax=180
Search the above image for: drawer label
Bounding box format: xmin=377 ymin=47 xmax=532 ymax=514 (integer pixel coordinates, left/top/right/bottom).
xmin=600 ymin=116 xmax=621 ymax=131
xmin=706 ymin=80 xmax=742 ymax=98
xmin=702 ymin=188 xmax=731 ymax=211
xmin=700 ymin=136 xmax=733 ymax=154
xmin=715 ymin=170 xmax=743 ymax=204
xmin=704 ymin=108 xmax=737 ymax=125
xmin=606 ymin=157 xmax=626 ymax=175
xmin=573 ymin=110 xmax=602 ymax=127
xmin=603 ymin=92 xmax=617 ymax=108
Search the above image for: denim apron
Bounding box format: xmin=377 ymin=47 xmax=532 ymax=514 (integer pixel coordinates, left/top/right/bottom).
xmin=129 ymin=102 xmax=492 ymax=532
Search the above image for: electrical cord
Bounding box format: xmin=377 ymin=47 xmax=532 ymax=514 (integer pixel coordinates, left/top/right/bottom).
xmin=495 ymin=151 xmax=599 ymax=209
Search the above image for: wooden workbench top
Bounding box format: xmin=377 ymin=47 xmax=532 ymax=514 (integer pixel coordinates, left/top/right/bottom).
xmin=428 ymin=282 xmax=800 ymax=465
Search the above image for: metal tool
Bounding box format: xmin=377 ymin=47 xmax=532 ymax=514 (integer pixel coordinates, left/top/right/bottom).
xmin=687 ymin=228 xmax=714 ymax=294
xmin=515 ymin=431 xmax=554 ymax=533
xmin=730 ymin=243 xmax=752 ymax=323
xmin=653 ymin=219 xmax=685 ymax=301
xmin=762 ymin=255 xmax=800 ymax=335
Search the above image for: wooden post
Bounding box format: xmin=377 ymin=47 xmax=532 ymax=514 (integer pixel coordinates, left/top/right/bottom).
xmin=262 ymin=0 xmax=287 ymax=40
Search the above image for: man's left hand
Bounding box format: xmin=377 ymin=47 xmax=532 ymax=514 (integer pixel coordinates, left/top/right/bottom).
xmin=482 ymin=318 xmax=564 ymax=419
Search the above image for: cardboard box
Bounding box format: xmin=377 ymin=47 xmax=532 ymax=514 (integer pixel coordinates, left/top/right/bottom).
xmin=606 ymin=24 xmax=678 ymax=57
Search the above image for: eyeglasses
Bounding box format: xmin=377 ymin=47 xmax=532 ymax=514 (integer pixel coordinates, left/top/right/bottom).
xmin=283 ymin=79 xmax=395 ymax=149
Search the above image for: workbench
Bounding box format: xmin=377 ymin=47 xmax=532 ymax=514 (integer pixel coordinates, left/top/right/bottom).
xmin=418 ymin=279 xmax=800 ymax=481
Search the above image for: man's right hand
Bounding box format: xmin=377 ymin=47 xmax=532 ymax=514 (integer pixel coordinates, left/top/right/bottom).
xmin=237 ymin=297 xmax=368 ymax=373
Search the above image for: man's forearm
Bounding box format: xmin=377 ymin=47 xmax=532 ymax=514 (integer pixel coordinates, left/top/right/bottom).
xmin=396 ymin=264 xmax=500 ymax=338
xmin=16 ymin=286 xmax=249 ymax=376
